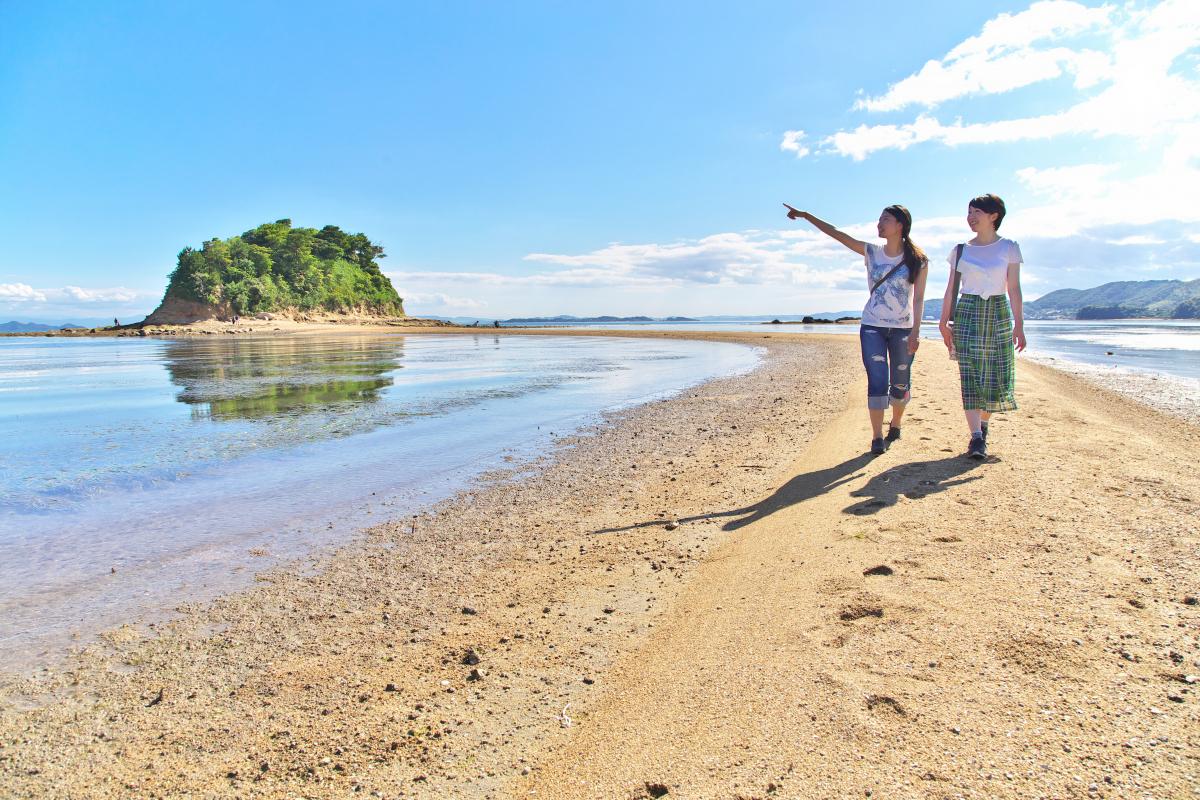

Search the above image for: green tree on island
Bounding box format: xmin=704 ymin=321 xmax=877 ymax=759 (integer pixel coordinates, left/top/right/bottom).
xmin=160 ymin=219 xmax=404 ymax=317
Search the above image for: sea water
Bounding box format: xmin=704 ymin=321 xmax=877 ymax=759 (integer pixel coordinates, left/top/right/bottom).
xmin=0 ymin=333 xmax=759 ymax=668
xmin=1013 ymin=319 xmax=1200 ymax=380
xmin=515 ymin=319 xmax=1200 ymax=382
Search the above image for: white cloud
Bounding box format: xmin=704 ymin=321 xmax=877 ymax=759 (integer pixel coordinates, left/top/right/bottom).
xmin=1011 ymin=121 xmax=1200 ymax=237
xmin=819 ymin=0 xmax=1200 ymax=160
xmin=0 ymin=283 xmax=47 ymax=302
xmin=395 ymin=290 xmax=489 ymax=311
xmin=56 ymin=285 xmax=143 ymax=303
xmin=794 ymin=0 xmax=1200 ymax=282
xmin=822 ymin=115 xmax=946 ymax=161
xmin=780 ymin=130 xmax=810 ymax=158
xmin=524 ymin=231 xmax=863 ymax=289
xmin=1106 ymin=234 xmax=1168 ymax=245
xmin=1015 ymin=163 xmax=1116 ymax=199
xmin=390 ymin=207 xmax=1200 ymax=315
xmin=856 ymin=1 xmax=1115 ymax=112
xmin=390 ymin=229 xmax=870 ymax=313
xmin=0 ymin=283 xmax=150 ymax=306
xmin=395 ymin=215 xmax=1029 ymax=307
xmin=945 ymin=0 xmax=1114 ymax=60
xmin=393 ymin=267 xmax=684 ymax=289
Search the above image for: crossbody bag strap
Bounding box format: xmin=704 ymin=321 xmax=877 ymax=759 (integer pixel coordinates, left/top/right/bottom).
xmin=869 ymin=246 xmax=909 ymax=294
xmin=948 ymin=243 xmax=965 ymax=319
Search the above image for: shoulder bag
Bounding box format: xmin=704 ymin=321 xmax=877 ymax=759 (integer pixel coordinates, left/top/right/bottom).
xmin=946 ymin=243 xmax=965 ymax=360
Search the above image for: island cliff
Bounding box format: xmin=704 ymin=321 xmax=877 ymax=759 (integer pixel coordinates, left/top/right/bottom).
xmin=142 ymin=219 xmax=404 ymax=325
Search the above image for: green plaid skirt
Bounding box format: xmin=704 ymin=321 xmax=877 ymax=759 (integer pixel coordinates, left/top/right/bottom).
xmin=953 ymin=294 xmax=1017 ymax=412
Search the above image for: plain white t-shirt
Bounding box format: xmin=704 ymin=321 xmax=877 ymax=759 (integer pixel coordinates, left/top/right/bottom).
xmin=861 ymin=243 xmax=914 ymax=328
xmin=948 ymin=238 xmax=1022 ymax=297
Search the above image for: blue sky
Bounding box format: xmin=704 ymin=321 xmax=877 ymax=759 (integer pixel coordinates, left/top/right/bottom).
xmin=1 ymin=0 xmax=1197 ymax=321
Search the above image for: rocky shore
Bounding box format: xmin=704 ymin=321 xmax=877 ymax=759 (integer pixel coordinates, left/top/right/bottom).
xmin=0 ymin=330 xmax=1196 ymax=799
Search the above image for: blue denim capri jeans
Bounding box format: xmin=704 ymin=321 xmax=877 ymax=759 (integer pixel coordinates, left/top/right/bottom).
xmin=859 ymin=324 xmax=913 ymax=410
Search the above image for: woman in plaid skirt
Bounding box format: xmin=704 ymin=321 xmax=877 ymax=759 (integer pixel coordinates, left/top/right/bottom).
xmin=937 ymin=194 xmax=1026 ymax=460
xmin=786 ymin=203 xmax=929 ymax=455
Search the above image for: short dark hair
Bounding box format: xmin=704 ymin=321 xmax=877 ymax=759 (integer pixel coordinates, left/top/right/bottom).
xmin=970 ymin=194 xmax=1007 ymax=231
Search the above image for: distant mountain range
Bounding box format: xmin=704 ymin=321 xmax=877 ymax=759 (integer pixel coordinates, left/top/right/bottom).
xmin=923 ymin=278 xmax=1200 ymax=320
xmin=501 ymin=315 xmax=685 ymax=323
xmin=689 ymin=312 xmax=862 ymax=322
xmin=1 ymin=321 xmax=88 ymax=333
xmin=1025 ymin=278 xmax=1200 ymax=319
xmin=431 ymin=312 xmax=861 ymax=325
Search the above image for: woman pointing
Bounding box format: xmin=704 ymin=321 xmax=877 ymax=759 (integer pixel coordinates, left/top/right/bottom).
xmin=786 ymin=203 xmax=930 ymax=455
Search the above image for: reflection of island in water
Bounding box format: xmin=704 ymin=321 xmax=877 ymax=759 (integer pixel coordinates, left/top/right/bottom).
xmin=163 ymin=335 xmax=404 ymax=421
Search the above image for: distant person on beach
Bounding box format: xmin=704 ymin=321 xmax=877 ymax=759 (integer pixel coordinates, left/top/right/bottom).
xmin=937 ymin=193 xmax=1025 ymax=460
xmin=785 ymin=203 xmax=929 ymax=455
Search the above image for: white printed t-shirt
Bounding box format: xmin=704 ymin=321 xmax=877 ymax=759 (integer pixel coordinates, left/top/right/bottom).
xmin=861 ymin=243 xmax=913 ymax=328
xmin=948 ymin=238 xmax=1022 ymax=297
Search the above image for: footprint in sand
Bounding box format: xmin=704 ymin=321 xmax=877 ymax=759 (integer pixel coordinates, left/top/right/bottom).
xmin=840 ymin=605 xmax=884 ymax=621
xmin=863 ymin=565 xmax=894 ymax=576
xmin=866 ymin=694 xmax=907 ymax=717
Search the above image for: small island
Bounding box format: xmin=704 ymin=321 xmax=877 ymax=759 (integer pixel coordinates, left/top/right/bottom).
xmin=142 ymin=219 xmax=406 ymax=325
xmin=503 ymin=315 xmax=662 ymax=324
xmin=765 ymin=316 xmax=859 ymax=325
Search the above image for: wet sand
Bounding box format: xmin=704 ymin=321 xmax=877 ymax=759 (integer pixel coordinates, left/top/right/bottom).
xmin=1 ymin=330 xmax=1197 ymax=799
xmin=1026 ymin=352 xmax=1200 ymax=422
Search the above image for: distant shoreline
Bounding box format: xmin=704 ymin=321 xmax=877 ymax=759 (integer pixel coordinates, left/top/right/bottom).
xmin=9 ymin=313 xmax=1200 ymax=338
xmin=0 ymin=315 xmax=458 ymax=338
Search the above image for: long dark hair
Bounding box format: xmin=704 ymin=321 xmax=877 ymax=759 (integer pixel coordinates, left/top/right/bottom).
xmin=883 ymin=204 xmax=928 ymax=283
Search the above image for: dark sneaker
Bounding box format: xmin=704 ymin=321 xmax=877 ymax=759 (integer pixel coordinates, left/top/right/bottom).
xmin=885 ymin=426 xmax=901 ymax=443
xmin=967 ymin=435 xmax=987 ymax=460
xmin=980 ymin=424 xmax=989 ymax=443
xmin=871 ymin=437 xmax=887 ymax=455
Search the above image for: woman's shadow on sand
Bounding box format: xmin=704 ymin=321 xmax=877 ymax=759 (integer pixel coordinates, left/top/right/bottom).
xmin=592 ymin=453 xmax=984 ymax=535
xmin=841 ymin=455 xmax=983 ymax=517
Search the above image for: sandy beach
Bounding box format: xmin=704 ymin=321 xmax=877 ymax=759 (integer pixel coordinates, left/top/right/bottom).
xmin=1 ymin=329 xmax=1197 ymax=799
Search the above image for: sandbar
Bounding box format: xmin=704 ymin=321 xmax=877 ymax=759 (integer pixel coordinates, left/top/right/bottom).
xmin=1 ymin=330 xmax=1196 ymax=799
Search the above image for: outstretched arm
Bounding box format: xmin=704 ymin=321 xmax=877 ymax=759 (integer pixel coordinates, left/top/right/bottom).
xmin=784 ymin=204 xmax=866 ymax=256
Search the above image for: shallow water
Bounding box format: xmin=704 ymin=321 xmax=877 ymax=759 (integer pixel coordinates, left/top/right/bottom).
xmin=1014 ymin=320 xmax=1200 ymax=380
xmin=515 ymin=319 xmax=1200 ymax=382
xmin=0 ymin=332 xmax=759 ymax=668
